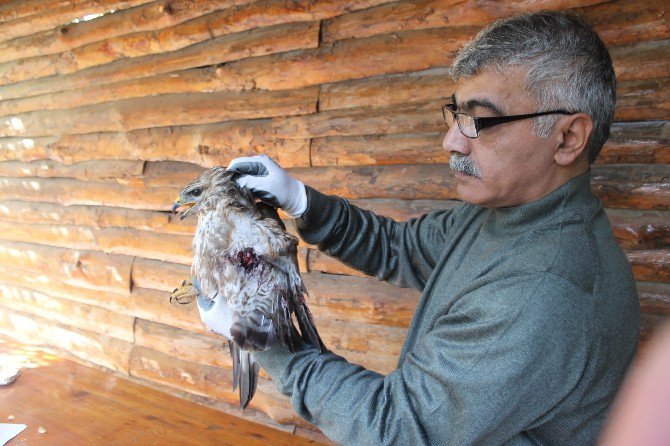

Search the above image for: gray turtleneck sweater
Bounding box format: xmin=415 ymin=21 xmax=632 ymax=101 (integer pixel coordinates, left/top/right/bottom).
xmin=255 ymin=173 xmax=640 ymax=446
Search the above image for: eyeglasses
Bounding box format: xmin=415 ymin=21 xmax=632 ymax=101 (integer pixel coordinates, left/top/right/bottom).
xmin=442 ymin=103 xmax=574 ymax=138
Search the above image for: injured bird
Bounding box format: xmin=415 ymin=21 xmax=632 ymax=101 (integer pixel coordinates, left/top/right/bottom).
xmin=170 ymin=167 xmax=324 ymax=408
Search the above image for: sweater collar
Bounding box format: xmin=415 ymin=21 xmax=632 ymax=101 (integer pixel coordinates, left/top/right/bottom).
xmin=485 ymin=171 xmax=595 ymax=230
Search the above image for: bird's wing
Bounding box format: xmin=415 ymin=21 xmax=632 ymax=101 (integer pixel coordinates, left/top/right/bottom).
xmin=255 ymin=203 xmax=325 ymax=352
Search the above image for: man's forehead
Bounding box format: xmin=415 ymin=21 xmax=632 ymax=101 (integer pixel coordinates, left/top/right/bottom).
xmin=452 ymin=93 xmax=506 ymax=116
xmin=452 ymin=66 xmax=531 ymax=114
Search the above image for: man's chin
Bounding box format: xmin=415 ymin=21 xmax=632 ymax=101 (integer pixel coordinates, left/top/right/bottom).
xmin=455 ymin=179 xmax=490 ymax=206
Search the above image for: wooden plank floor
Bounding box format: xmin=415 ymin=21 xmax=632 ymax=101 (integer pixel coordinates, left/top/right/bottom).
xmin=0 ymin=338 xmax=325 ymax=445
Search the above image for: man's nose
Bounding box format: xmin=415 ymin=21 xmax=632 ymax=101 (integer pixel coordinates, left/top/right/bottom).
xmin=443 ymin=125 xmax=470 ymax=154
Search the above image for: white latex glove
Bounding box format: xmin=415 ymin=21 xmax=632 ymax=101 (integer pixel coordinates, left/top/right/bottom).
xmin=186 ymin=277 xmax=232 ymax=339
xmin=196 ymin=288 xmax=233 ymax=340
xmin=227 ymin=155 xmax=307 ymax=218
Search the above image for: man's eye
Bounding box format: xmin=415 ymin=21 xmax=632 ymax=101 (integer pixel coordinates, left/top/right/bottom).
xmin=191 ymin=188 xmax=202 ymax=197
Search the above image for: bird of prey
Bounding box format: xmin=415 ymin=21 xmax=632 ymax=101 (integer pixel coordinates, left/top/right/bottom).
xmin=169 ymin=167 xmax=324 ymax=408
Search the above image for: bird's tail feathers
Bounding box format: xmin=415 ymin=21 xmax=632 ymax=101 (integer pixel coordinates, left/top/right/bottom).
xmin=229 ymin=341 xmax=259 ymax=409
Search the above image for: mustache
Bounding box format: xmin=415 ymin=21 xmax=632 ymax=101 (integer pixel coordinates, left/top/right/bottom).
xmin=449 ymin=153 xmax=482 ymax=178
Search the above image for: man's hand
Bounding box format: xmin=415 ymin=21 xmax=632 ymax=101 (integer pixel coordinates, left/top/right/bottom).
xmin=227 ymin=155 xmax=307 ymax=218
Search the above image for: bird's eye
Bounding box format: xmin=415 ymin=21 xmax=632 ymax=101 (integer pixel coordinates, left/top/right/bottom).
xmin=191 ymin=188 xmax=202 ymax=197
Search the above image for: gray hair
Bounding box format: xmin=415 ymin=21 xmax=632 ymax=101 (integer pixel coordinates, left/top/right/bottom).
xmin=451 ymin=11 xmax=616 ymax=163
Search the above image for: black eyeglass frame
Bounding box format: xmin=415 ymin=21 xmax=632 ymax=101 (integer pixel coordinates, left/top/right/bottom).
xmin=442 ymin=103 xmax=574 ymax=139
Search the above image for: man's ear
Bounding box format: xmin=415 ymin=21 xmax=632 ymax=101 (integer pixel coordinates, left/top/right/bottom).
xmin=553 ymin=113 xmax=593 ymax=166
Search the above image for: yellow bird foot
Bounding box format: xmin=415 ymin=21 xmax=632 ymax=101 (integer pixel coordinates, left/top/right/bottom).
xmin=170 ymin=279 xmax=196 ymax=305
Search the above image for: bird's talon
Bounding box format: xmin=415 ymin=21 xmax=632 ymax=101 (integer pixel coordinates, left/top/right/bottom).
xmin=169 ymin=279 xmax=197 ymax=305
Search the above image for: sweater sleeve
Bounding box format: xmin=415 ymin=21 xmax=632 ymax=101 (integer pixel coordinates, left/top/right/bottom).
xmin=295 ymin=186 xmax=459 ymax=290
xmin=255 ymin=273 xmax=590 ymax=446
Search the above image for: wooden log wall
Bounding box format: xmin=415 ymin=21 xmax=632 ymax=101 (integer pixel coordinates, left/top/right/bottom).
xmin=0 ymin=0 xmax=667 ymax=442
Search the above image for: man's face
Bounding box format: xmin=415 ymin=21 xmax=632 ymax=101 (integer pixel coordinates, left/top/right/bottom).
xmin=443 ymin=67 xmax=562 ymax=208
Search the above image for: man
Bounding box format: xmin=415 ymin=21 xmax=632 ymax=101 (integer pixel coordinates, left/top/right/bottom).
xmin=200 ymin=11 xmax=640 ymax=445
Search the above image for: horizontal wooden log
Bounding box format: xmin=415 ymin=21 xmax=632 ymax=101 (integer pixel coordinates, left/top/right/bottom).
xmin=0 ymin=0 xmax=255 ymax=64
xmin=0 ymin=258 xmax=207 ymax=334
xmin=0 ymin=87 xmax=319 ymax=138
xmin=627 ymin=249 xmax=670 ymax=283
xmin=96 ymin=227 xmax=193 ymax=264
xmin=590 ymin=164 xmax=670 ymax=211
xmin=0 ymin=0 xmax=152 ymax=42
xmin=274 ymin=101 xmax=441 ymax=139
xmin=0 ymin=240 xmax=133 ymax=295
xmin=0 ymin=176 xmax=179 ymax=210
xmin=0 ymin=0 xmax=387 ymax=86
xmin=128 ymin=344 xmax=299 ymax=424
xmin=132 ymin=257 xmax=190 ymax=290
xmin=615 ymin=77 xmax=670 ymax=121
xmin=134 ymin=318 xmax=232 ymax=369
xmin=0 ymin=305 xmax=133 ymax=374
xmin=322 ymin=0 xmax=669 ymax=47
xmin=0 ymin=158 xmax=202 ymax=184
xmin=0 ymin=159 xmax=144 ymax=179
xmin=0 ymin=282 xmax=135 ymax=342
xmin=322 ymin=0 xmax=605 ymax=42
xmin=0 ymin=200 xmax=193 ymax=235
xmin=0 ymin=121 xmax=310 ymax=167
xmin=611 ymin=39 xmax=670 ymax=83
xmin=304 ymin=272 xmax=420 ymax=327
xmin=599 ymin=121 xmax=670 ymax=165
xmin=320 ymin=67 xmax=451 ymax=112
xmin=0 ymin=214 xmax=194 ymax=262
xmin=0 ymin=220 xmax=98 ymax=250
xmin=0 ymin=20 xmax=319 ymax=100
xmin=608 ymin=209 xmax=670 ymax=250
xmin=638 ymin=281 xmax=670 ymax=316
xmin=0 ymin=0 xmax=91 ymax=23
xmin=582 ymin=0 xmax=670 ymax=47
xmin=0 ymin=156 xmax=208 ymax=189
xmin=0 ymin=263 xmax=133 ymax=312
xmin=198 ymin=25 xmax=474 ymax=96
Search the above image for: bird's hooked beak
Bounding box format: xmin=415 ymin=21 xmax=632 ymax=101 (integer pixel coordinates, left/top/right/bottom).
xmin=172 ymin=195 xmax=196 ymax=220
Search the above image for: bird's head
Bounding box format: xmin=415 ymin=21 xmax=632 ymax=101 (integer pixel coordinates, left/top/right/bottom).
xmin=172 ymin=167 xmax=254 ymax=220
